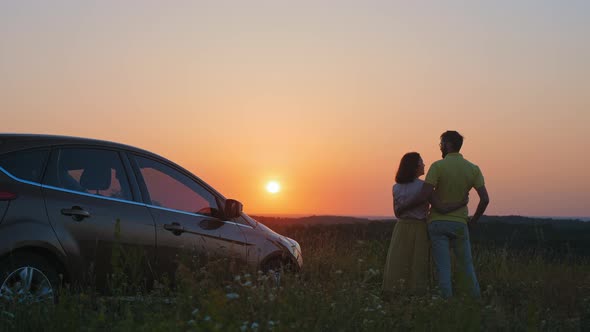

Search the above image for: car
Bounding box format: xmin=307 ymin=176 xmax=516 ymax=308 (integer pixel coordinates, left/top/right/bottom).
xmin=0 ymin=134 xmax=302 ymax=302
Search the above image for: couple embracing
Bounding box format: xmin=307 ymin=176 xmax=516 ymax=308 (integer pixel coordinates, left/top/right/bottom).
xmin=382 ymin=130 xmax=490 ymax=299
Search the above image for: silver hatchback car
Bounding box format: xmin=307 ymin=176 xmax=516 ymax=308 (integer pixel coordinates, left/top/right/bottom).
xmin=0 ymin=134 xmax=302 ymax=302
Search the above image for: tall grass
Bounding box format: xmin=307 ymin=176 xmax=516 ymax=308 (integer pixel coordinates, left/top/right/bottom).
xmin=1 ymin=222 xmax=589 ymax=331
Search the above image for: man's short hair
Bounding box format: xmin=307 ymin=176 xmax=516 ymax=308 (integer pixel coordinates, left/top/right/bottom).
xmin=441 ymin=131 xmax=464 ymax=151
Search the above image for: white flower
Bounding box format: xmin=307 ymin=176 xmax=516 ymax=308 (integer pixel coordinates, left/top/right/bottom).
xmin=251 ymin=322 xmax=259 ymax=330
xmin=234 ymin=275 xmax=241 ymax=282
xmin=226 ymin=293 xmax=240 ymax=300
xmin=243 ymin=281 xmax=252 ymax=287
xmin=1 ymin=311 xmax=15 ymax=319
xmin=204 ymin=316 xmax=211 ymax=321
xmin=191 ymin=308 xmax=199 ymax=316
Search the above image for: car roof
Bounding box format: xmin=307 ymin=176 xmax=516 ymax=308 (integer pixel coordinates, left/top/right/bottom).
xmin=0 ymin=133 xmax=158 ymax=157
xmin=0 ymin=133 xmax=229 ymax=201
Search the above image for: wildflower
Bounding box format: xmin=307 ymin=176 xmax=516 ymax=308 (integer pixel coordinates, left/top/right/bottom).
xmin=268 ymin=320 xmax=276 ymax=327
xmin=251 ymin=322 xmax=259 ymax=330
xmin=234 ymin=275 xmax=241 ymax=282
xmin=240 ymin=321 xmax=249 ymax=332
xmin=191 ymin=308 xmax=199 ymax=316
xmin=244 ymin=273 xmax=251 ymax=278
xmin=226 ymin=293 xmax=240 ymax=300
xmin=204 ymin=316 xmax=211 ymax=321
xmin=1 ymin=311 xmax=14 ymax=319
xmin=243 ymin=281 xmax=252 ymax=287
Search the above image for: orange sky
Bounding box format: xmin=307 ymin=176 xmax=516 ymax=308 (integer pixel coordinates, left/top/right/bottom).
xmin=1 ymin=2 xmax=589 ymax=217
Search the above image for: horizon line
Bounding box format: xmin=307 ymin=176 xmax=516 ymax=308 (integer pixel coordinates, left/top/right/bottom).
xmin=248 ymin=213 xmax=590 ymax=220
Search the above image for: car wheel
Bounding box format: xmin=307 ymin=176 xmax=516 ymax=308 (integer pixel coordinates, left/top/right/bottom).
xmin=263 ymin=258 xmax=292 ymax=287
xmin=0 ymin=253 xmax=61 ymax=304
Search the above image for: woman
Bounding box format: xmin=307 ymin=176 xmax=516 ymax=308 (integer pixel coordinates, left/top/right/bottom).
xmin=382 ymin=152 xmax=465 ymax=296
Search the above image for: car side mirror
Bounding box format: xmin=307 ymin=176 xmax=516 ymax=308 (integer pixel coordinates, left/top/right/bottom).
xmin=224 ymin=199 xmax=243 ymax=219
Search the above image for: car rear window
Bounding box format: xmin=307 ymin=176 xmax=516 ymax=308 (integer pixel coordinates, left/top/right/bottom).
xmin=0 ymin=149 xmax=50 ymax=183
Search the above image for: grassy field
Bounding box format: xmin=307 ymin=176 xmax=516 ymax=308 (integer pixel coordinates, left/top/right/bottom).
xmin=1 ymin=221 xmax=589 ymax=331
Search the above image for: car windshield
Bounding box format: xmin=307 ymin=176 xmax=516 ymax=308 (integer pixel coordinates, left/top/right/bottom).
xmin=240 ymin=213 xmax=258 ymax=228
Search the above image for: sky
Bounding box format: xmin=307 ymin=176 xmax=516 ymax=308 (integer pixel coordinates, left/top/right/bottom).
xmin=1 ymin=1 xmax=589 ymax=217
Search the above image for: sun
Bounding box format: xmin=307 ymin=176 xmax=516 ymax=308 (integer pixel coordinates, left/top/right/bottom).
xmin=266 ymin=181 xmax=281 ymax=194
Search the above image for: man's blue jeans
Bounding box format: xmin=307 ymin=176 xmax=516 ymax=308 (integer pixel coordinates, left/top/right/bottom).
xmin=428 ymin=221 xmax=480 ymax=298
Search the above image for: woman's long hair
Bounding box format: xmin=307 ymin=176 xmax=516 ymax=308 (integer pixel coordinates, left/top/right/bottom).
xmin=395 ymin=152 xmax=421 ymax=184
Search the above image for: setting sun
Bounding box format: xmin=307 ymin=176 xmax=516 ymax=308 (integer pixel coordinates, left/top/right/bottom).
xmin=266 ymin=181 xmax=281 ymax=194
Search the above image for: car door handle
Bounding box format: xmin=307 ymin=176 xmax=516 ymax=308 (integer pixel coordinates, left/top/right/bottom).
xmin=164 ymin=222 xmax=185 ymax=236
xmin=61 ymin=206 xmax=91 ymax=222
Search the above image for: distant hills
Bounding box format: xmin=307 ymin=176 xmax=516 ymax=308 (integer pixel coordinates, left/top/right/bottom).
xmin=250 ymin=214 xmax=590 ymax=226
xmin=252 ymin=214 xmax=590 ymax=256
xmin=251 ymin=215 xmax=376 ymax=225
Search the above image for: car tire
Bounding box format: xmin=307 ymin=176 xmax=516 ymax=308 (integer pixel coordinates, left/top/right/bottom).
xmin=0 ymin=252 xmax=61 ymax=304
xmin=262 ymin=257 xmax=294 ymax=287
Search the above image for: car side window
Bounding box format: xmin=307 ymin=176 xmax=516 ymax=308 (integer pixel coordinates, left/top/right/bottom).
xmin=133 ymin=155 xmax=220 ymax=218
xmin=0 ymin=149 xmax=49 ymax=183
xmin=44 ymin=148 xmax=133 ymax=201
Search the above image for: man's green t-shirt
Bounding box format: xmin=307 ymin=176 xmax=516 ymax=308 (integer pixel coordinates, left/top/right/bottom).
xmin=425 ymin=153 xmax=485 ymax=223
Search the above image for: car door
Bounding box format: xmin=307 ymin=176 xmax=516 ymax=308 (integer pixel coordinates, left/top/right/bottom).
xmin=42 ymin=147 xmax=156 ymax=290
xmin=129 ymin=154 xmax=249 ymax=279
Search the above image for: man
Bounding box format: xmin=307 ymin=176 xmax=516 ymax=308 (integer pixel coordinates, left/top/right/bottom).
xmin=398 ymin=130 xmax=489 ymax=298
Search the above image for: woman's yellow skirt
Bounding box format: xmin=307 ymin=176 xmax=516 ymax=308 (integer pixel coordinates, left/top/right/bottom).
xmin=382 ymin=218 xmax=431 ymax=296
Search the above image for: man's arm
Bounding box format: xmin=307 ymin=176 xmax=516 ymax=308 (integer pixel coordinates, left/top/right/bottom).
xmin=468 ymin=185 xmax=490 ymax=228
xmin=396 ymin=183 xmax=434 ymax=215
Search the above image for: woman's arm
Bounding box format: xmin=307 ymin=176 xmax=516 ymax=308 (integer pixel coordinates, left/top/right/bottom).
xmin=430 ymin=193 xmax=469 ymax=214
